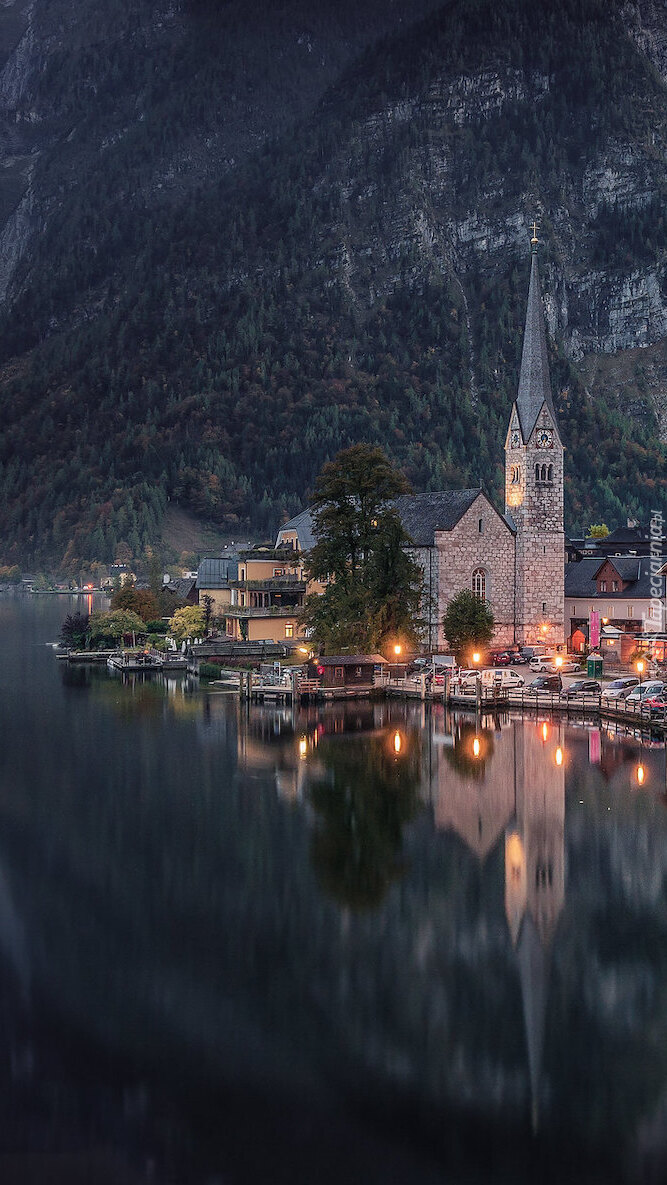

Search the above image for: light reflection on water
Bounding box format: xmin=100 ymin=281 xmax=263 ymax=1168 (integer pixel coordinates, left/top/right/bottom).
xmin=0 ymin=596 xmax=666 ymax=1183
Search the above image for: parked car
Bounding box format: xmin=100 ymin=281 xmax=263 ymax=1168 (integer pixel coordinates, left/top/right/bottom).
xmin=625 ymin=680 xmax=665 ymax=704
xmin=643 ymin=694 xmax=667 ymax=718
xmin=450 ymin=669 xmax=477 ymax=692
xmin=510 ymin=651 xmax=527 ymax=664
xmin=561 ymin=679 xmax=601 ymax=698
xmin=492 ymin=651 xmax=512 ymax=666
xmin=526 ymin=674 xmax=562 ymax=694
xmin=529 ymin=654 xmax=556 ymax=672
xmin=481 ymin=668 xmax=525 ymax=689
xmin=520 ymin=646 xmax=549 ymax=662
xmin=601 ymin=677 xmax=639 ymax=701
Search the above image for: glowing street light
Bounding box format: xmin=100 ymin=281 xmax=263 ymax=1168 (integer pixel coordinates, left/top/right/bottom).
xmin=393 ymin=731 xmax=402 ymax=755
xmin=471 ymin=651 xmax=481 ymax=665
xmin=394 ymin=644 xmax=402 ymax=657
xmin=637 ymin=659 xmax=644 ymax=689
xmin=472 ymin=736 xmax=481 ymax=758
xmin=554 ymin=655 xmax=563 ymax=669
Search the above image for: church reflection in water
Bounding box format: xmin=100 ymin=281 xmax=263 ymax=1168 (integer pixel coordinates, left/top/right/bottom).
xmin=235 ymin=700 xmax=667 ymax=1134
xmin=429 ymin=715 xmax=565 ymax=1130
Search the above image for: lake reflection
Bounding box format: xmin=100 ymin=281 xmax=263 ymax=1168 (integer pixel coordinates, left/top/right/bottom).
xmin=0 ymin=597 xmax=667 ymax=1183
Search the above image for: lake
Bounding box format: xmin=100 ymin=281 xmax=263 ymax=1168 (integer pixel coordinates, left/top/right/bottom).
xmin=0 ymin=594 xmax=666 ymax=1184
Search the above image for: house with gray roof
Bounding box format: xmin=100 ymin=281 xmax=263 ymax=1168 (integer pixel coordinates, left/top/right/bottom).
xmin=565 ymin=554 xmax=667 ymax=645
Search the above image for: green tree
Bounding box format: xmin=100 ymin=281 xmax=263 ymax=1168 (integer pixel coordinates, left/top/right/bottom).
xmin=588 ymin=523 xmax=610 ymax=538
xmin=201 ymin=593 xmax=214 ymax=634
xmin=60 ymin=611 xmax=90 ymax=648
xmin=442 ymin=588 xmax=494 ymax=663
xmin=169 ymin=604 xmax=206 ymax=643
xmin=303 ymin=444 xmax=423 ymax=653
xmin=89 ymin=608 xmax=144 ymax=647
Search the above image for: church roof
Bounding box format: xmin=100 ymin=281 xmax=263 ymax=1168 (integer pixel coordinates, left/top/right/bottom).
xmin=393 ymin=489 xmax=482 ymax=545
xmin=516 ymin=252 xmax=558 ymax=444
xmin=277 ymin=489 xmax=496 ymax=551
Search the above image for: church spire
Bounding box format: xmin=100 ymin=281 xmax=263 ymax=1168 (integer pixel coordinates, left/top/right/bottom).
xmin=515 ymin=241 xmax=558 ymax=443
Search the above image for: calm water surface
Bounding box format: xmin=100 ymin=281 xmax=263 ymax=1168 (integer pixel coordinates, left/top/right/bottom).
xmin=0 ymin=595 xmax=666 ymax=1183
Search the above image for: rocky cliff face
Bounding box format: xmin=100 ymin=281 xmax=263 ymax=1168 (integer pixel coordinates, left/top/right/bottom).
xmin=0 ymin=0 xmax=664 ymax=566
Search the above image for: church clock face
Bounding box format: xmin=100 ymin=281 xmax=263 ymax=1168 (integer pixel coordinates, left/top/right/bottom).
xmin=536 ymin=428 xmax=553 ymax=449
xmin=510 ymin=429 xmax=521 ymax=449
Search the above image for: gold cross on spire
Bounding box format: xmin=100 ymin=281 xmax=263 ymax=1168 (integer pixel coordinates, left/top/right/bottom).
xmin=530 ymin=220 xmax=539 ymax=243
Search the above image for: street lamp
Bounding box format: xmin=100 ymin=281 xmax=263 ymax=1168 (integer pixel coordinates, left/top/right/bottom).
xmin=637 ymin=659 xmax=644 ymax=689
xmin=394 ymin=644 xmax=402 ymax=658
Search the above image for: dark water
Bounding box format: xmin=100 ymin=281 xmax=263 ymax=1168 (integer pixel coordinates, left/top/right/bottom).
xmin=1 ymin=596 xmax=667 ymax=1183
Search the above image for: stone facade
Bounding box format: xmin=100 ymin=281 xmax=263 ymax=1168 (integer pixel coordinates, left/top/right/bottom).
xmin=505 ymin=402 xmax=565 ymax=646
xmin=436 ymin=495 xmax=515 ymax=649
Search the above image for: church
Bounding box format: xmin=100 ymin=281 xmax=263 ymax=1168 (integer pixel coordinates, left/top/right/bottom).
xmin=276 ymin=235 xmax=565 ymax=651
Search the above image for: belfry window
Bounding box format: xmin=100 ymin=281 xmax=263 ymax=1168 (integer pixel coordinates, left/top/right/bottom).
xmin=472 ymin=568 xmax=486 ymax=600
xmin=510 ymin=465 xmax=521 ymax=484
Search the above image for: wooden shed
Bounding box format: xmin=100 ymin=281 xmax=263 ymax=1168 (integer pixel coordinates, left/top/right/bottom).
xmin=309 ymin=654 xmax=387 ymax=692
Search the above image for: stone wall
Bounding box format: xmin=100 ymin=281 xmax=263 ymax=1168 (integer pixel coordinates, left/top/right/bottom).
xmin=507 ymin=407 xmax=565 ymax=645
xmin=437 ymin=494 xmax=516 ymax=650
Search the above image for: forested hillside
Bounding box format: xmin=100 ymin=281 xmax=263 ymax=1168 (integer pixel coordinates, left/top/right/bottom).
xmin=0 ymin=0 xmax=664 ymax=570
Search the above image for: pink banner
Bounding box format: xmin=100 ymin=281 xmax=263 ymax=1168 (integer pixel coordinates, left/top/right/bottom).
xmin=590 ymin=610 xmax=600 ymax=650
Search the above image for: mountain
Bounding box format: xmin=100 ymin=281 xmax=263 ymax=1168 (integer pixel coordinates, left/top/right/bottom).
xmin=0 ymin=0 xmax=665 ymax=571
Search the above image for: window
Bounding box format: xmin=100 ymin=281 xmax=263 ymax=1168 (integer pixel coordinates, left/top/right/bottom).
xmin=612 ymin=581 xmax=618 ymax=592
xmin=547 ymin=464 xmax=553 ymax=482
xmin=240 ymin=592 xmax=246 ymax=607
xmin=285 ymin=623 xmax=294 ymax=638
xmin=600 ymin=581 xmax=607 ymax=592
xmin=355 ymin=666 xmax=362 ymax=676
xmin=542 ymin=602 xmax=546 ymax=613
xmin=239 ymin=567 xmax=246 ymax=580
xmin=478 ymin=518 xmax=484 ymax=534
xmin=334 ymin=666 xmax=344 ymax=679
xmin=510 ymin=465 xmax=521 ymax=484
xmin=627 ymin=606 xmax=634 ymax=618
xmin=472 ymin=568 xmax=486 ymax=599
xmin=273 ymin=568 xmax=284 ymax=577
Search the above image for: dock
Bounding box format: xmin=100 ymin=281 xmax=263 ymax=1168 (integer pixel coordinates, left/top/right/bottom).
xmin=107 ymin=649 xmax=188 ymax=673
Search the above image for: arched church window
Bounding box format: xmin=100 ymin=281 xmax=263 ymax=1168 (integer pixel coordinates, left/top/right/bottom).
xmin=535 ymin=463 xmax=540 ymax=483
xmin=472 ymin=568 xmax=486 ymax=600
xmin=510 ymin=465 xmax=520 ymax=484
xmin=547 ymin=463 xmax=553 ymax=482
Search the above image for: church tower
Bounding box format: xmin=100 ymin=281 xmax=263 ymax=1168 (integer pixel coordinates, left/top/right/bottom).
xmin=505 ymin=229 xmax=564 ymax=646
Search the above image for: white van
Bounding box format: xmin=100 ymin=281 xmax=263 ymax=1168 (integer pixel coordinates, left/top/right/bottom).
xmin=481 ymin=668 xmax=525 ymax=689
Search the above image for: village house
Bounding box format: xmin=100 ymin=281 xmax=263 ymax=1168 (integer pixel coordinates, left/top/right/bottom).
xmin=565 ymin=554 xmax=667 ymax=658
xmin=197 ymin=546 xmax=310 ymax=644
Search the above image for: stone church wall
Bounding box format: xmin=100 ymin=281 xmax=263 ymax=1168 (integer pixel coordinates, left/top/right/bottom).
xmin=436 ymin=496 xmax=516 ymax=650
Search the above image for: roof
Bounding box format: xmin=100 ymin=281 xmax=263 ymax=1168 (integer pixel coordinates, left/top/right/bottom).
xmin=516 ymin=252 xmax=558 ymax=444
xmin=318 ymin=654 xmax=387 ymax=666
xmin=565 ymin=556 xmax=667 ymax=599
xmin=393 ymin=490 xmax=483 ymax=545
xmin=197 ymin=555 xmax=239 ymax=589
xmin=277 ymin=508 xmax=316 ymax=551
xmin=165 ymin=577 xmax=197 ymax=599
xmin=276 ymin=489 xmax=502 ymax=551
